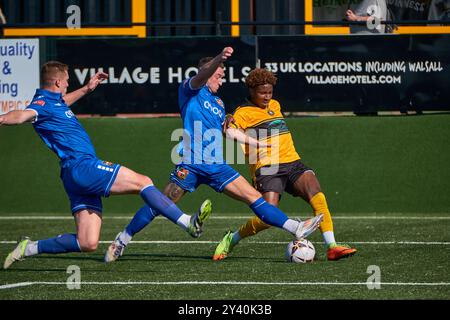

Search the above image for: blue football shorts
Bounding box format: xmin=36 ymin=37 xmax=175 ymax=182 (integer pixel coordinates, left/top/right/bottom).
xmin=60 ymin=158 xmax=121 ymax=214
xmin=169 ymin=163 xmax=240 ymax=193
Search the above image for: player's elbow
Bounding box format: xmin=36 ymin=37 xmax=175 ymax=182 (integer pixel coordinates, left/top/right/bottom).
xmin=16 ymin=116 xmax=29 ymax=125
xmin=136 ymin=175 xmax=153 ymax=191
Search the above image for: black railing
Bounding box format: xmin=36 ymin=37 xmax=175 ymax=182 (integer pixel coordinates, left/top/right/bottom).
xmin=3 ymin=19 xmax=450 ymax=28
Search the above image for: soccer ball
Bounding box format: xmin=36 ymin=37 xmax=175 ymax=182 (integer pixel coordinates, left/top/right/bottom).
xmin=285 ymin=239 xmax=315 ymax=263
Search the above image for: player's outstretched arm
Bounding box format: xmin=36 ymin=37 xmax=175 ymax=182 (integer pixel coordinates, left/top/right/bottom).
xmin=345 ymin=9 xmax=370 ymax=22
xmin=0 ymin=110 xmax=37 ymax=126
xmin=64 ymin=71 xmax=108 ymax=107
xmin=225 ymin=127 xmax=270 ymax=148
xmin=190 ymin=47 xmax=233 ymax=90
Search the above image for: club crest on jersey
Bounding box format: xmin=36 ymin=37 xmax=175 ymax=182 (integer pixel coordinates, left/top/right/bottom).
xmin=32 ymin=100 xmax=45 ymax=106
xmin=267 ymin=109 xmax=275 ymax=116
xmin=102 ymin=161 xmax=114 ymax=167
xmin=215 ymin=97 xmax=224 ymax=108
xmin=176 ymin=168 xmax=189 ymax=180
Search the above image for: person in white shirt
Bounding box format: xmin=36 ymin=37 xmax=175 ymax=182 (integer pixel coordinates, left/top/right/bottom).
xmin=346 ymin=0 xmax=388 ymax=34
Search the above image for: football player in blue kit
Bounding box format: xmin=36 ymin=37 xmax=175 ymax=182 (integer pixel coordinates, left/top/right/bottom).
xmin=106 ymin=47 xmax=324 ymax=262
xmin=1 ymin=61 xmax=212 ymax=269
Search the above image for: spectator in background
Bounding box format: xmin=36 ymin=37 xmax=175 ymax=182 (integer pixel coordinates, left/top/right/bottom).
xmin=345 ymin=0 xmax=388 ymax=33
xmin=313 ymin=1 xmax=349 ymax=23
xmin=386 ymin=0 xmax=431 ymax=22
xmin=428 ymin=0 xmax=450 ymax=20
xmin=0 ymin=6 xmax=6 ymax=24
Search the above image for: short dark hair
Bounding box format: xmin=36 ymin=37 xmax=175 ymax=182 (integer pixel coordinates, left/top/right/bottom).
xmin=198 ymin=57 xmax=224 ymax=70
xmin=41 ymin=61 xmax=69 ymax=87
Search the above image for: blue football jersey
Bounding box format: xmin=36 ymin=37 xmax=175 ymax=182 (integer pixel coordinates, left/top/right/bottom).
xmin=26 ymin=89 xmax=97 ymax=167
xmin=178 ymin=78 xmax=226 ymax=164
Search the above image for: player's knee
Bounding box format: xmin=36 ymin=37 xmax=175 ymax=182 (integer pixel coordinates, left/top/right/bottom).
xmin=138 ymin=175 xmax=153 ymax=190
xmin=309 ymin=188 xmax=323 ymax=200
xmin=79 ymin=239 xmax=99 ymax=252
xmin=304 ymin=173 xmax=322 ymax=196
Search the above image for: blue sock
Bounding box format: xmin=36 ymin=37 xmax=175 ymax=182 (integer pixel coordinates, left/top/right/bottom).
xmin=125 ymin=206 xmax=158 ymax=236
xmin=140 ymin=185 xmax=184 ymax=224
xmin=38 ymin=233 xmax=81 ymax=254
xmin=249 ymin=197 xmax=289 ymax=228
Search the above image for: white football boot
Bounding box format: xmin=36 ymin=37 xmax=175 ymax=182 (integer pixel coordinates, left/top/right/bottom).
xmin=104 ymin=232 xmax=126 ymax=263
xmin=294 ymin=214 xmax=324 ymax=240
xmin=4 ymin=237 xmax=30 ymax=269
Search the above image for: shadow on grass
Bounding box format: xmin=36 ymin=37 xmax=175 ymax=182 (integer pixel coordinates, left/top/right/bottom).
xmin=1 ymin=252 xmax=284 ymax=274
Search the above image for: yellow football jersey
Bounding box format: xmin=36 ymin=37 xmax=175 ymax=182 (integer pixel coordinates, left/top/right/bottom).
xmin=232 ymin=99 xmax=300 ymax=179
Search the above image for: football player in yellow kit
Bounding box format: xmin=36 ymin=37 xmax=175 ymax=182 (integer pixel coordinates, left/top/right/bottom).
xmin=213 ymin=68 xmax=357 ymax=261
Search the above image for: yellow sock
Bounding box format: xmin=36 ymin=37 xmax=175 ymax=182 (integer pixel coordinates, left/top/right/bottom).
xmin=310 ymin=192 xmax=334 ymax=234
xmin=238 ymin=216 xmax=271 ymax=239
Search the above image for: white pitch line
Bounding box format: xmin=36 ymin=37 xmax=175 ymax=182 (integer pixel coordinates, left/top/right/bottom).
xmin=0 ymin=240 xmax=449 ymax=245
xmin=0 ymin=215 xmax=449 ymax=220
xmin=1 ymin=281 xmax=450 ymax=290
xmin=0 ymin=282 xmax=34 ymax=290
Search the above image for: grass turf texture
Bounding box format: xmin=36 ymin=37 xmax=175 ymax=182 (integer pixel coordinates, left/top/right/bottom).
xmin=0 ymin=115 xmax=449 ymax=299
xmin=0 ymin=214 xmax=449 ymax=299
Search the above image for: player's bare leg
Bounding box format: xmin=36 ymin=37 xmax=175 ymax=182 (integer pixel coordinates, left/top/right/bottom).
xmin=163 ymin=181 xmax=211 ymax=237
xmin=109 ymin=166 xmax=153 ymax=195
xmin=263 ymin=192 xmax=280 ymax=206
xmin=4 ymin=209 xmax=100 ymax=269
xmin=292 ymin=171 xmax=356 ymax=260
xmin=75 ymin=209 xmax=102 ymax=252
xmin=213 ymin=188 xmax=306 ymax=261
xmin=213 ymin=177 xmax=261 ymax=260
xmin=104 ymin=169 xmax=211 ymax=263
xmin=291 ymin=171 xmax=322 ymax=202
xmin=213 ymin=191 xmax=276 ymax=261
xmin=222 ymin=176 xmax=322 ymax=239
xmin=110 ymin=166 xmax=210 ymax=233
xmin=163 ymin=182 xmax=187 ymax=203
xmin=222 ymin=176 xmax=261 ymax=204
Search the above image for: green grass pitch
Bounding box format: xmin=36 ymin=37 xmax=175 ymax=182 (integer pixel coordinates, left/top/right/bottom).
xmin=0 ymin=213 xmax=449 ymax=299
xmin=0 ymin=115 xmax=449 ymax=300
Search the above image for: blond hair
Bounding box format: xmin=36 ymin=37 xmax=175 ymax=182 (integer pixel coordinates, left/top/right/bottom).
xmin=41 ymin=61 xmax=69 ymax=87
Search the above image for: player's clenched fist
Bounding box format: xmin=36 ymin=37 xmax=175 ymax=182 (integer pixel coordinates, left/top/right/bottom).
xmin=221 ymin=47 xmax=233 ymax=61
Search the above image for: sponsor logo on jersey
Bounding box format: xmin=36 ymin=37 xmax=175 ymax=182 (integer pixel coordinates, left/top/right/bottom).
xmin=176 ymin=168 xmax=189 ymax=180
xmin=65 ymin=110 xmax=75 ymax=118
xmin=203 ymin=101 xmax=223 ymax=118
xmin=32 ymin=100 xmax=45 ymax=106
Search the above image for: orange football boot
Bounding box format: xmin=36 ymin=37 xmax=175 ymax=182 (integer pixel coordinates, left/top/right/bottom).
xmin=327 ymin=244 xmax=357 ymax=261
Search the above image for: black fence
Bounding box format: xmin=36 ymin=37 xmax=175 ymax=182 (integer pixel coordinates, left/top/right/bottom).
xmin=1 ymin=0 xmax=132 ymax=25
xmin=259 ymin=35 xmax=450 ymax=113
xmin=2 ymin=0 xmax=448 ymax=36
xmin=53 ymin=37 xmax=255 ymax=114
xmin=48 ymin=34 xmax=450 ymax=115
